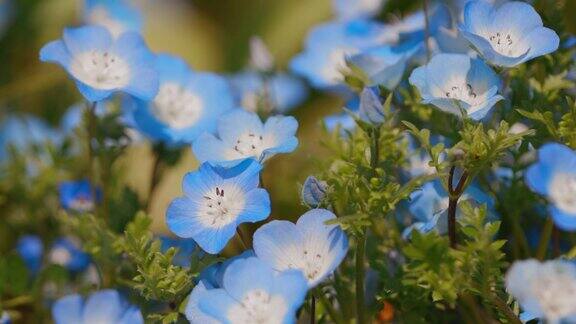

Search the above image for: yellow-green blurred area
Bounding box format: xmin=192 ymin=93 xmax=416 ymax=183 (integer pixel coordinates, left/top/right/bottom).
xmin=0 ymin=0 xmax=345 ymax=234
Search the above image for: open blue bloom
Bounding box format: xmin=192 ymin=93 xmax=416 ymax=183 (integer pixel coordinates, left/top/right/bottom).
xmin=409 ymin=53 xmax=503 ymax=120
xmin=160 ymin=237 xmax=199 ymax=267
xmin=291 ymin=19 xmax=391 ymax=89
xmin=59 ymin=180 xmax=101 ymax=213
xmin=166 ymin=159 xmax=270 ymax=254
xmin=195 ymin=256 xmax=308 ymax=324
xmin=348 ymin=41 xmax=420 ymax=89
xmin=253 ymin=209 xmax=349 ymax=287
xmin=333 ymin=0 xmax=385 ymax=21
xmin=0 ymin=114 xmax=61 ymax=162
xmin=48 ymin=237 xmax=91 ymax=273
xmin=525 ymin=143 xmax=576 ymax=231
xmin=0 ymin=312 xmax=9 ymax=324
xmin=40 ymin=25 xmax=158 ymax=102
xmin=16 ymin=235 xmax=44 ymax=274
xmin=52 ymin=289 xmax=143 ymax=324
xmin=185 ymin=250 xmax=254 ymax=323
xmin=84 ymin=0 xmax=142 ymax=38
xmin=229 ymin=71 xmax=308 ymax=113
xmin=130 ymin=54 xmax=235 ymax=145
xmin=301 ymin=176 xmax=328 ymax=208
xmin=506 ymin=259 xmax=576 ymax=323
xmin=193 ymin=110 xmax=298 ymax=164
xmin=460 ymin=1 xmax=559 ymax=67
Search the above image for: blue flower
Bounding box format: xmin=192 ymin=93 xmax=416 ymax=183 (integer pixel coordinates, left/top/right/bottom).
xmin=185 ymin=250 xmax=254 ymax=323
xmin=358 ymin=87 xmax=386 ymax=124
xmin=0 ymin=312 xmax=10 ymax=324
xmin=16 ymin=235 xmax=44 ymax=274
xmin=166 ymin=159 xmax=270 ymax=254
xmin=291 ymin=19 xmax=391 ymax=89
xmin=59 ymin=180 xmax=101 ymax=213
xmin=48 ymin=237 xmax=91 ymax=273
xmin=253 ymin=209 xmax=349 ymax=287
xmin=348 ymin=41 xmax=420 ymax=89
xmin=332 ymin=0 xmax=385 ymax=21
xmin=229 ymin=71 xmax=308 ymax=113
xmin=409 ymin=53 xmax=503 ymax=120
xmin=525 ymin=143 xmax=576 ymax=231
xmin=460 ymin=1 xmax=559 ymax=67
xmin=301 ymin=176 xmax=328 ymax=208
xmin=129 ymin=54 xmax=235 ymax=145
xmin=0 ymin=114 xmax=62 ymax=162
xmin=84 ymin=0 xmax=142 ymax=38
xmin=40 ymin=25 xmax=158 ymax=102
xmin=160 ymin=237 xmax=199 ymax=267
xmin=505 ymin=259 xmax=576 ymax=323
xmin=192 ymin=110 xmax=298 ymax=164
xmin=195 ymin=256 xmax=308 ymax=324
xmin=52 ymin=289 xmax=143 ymax=324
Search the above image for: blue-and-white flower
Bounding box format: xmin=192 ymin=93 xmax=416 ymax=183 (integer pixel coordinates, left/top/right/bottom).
xmin=333 ymin=0 xmax=385 ymax=21
xmin=52 ymin=289 xmax=143 ymax=324
xmin=460 ymin=1 xmax=559 ymax=67
xmin=0 ymin=114 xmax=62 ymax=163
xmin=301 ymin=176 xmax=328 ymax=208
xmin=48 ymin=237 xmax=91 ymax=273
xmin=166 ymin=159 xmax=270 ymax=254
xmin=525 ymin=143 xmax=576 ymax=231
xmin=192 ymin=110 xmax=298 ymax=164
xmin=40 ymin=25 xmax=158 ymax=102
xmin=0 ymin=312 xmax=10 ymax=324
xmin=195 ymin=256 xmax=308 ymax=324
xmin=253 ymin=209 xmax=349 ymax=287
xmin=130 ymin=54 xmax=235 ymax=145
xmin=229 ymin=71 xmax=308 ymax=114
xmin=506 ymin=259 xmax=576 ymax=323
xmin=58 ymin=180 xmax=100 ymax=213
xmin=409 ymin=53 xmax=503 ymax=120
xmin=291 ymin=19 xmax=392 ymax=89
xmin=84 ymin=0 xmax=142 ymax=38
xmin=16 ymin=235 xmax=44 ymax=274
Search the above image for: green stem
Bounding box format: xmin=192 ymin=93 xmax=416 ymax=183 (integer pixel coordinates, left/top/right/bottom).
xmin=310 ymin=295 xmax=316 ymax=324
xmin=488 ymin=292 xmax=522 ymax=324
xmin=355 ymin=233 xmax=367 ymax=324
xmin=316 ymin=291 xmax=344 ymax=324
xmin=86 ymin=101 xmax=98 ymax=213
xmin=146 ymin=149 xmax=162 ymax=213
xmin=536 ymin=217 xmax=554 ymax=260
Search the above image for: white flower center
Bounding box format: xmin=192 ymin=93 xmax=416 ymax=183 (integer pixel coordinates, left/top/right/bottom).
xmin=548 ymin=173 xmax=576 ymax=214
xmin=321 ymin=47 xmax=358 ymax=84
xmin=197 ymin=184 xmax=245 ymax=228
xmin=70 ymin=51 xmax=130 ymax=90
xmin=443 ymin=82 xmax=484 ymax=106
xmin=531 ymin=264 xmax=576 ymax=321
xmin=227 ymin=289 xmax=287 ymax=324
xmin=151 ymin=83 xmax=204 ymax=129
xmin=487 ymin=31 xmax=519 ymax=56
xmin=86 ymin=6 xmax=127 ymax=38
xmin=49 ymin=247 xmax=72 ymax=266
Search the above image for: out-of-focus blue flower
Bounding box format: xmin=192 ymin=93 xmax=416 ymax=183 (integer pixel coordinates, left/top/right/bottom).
xmin=195 ymin=257 xmax=308 ymax=323
xmin=348 ymin=41 xmax=420 ymax=89
xmin=0 ymin=312 xmax=10 ymax=324
xmin=324 ymin=96 xmax=359 ymax=134
xmin=0 ymin=114 xmax=61 ymax=162
xmin=130 ymin=54 xmax=235 ymax=145
xmin=358 ymin=87 xmax=385 ymax=124
xmin=185 ymin=250 xmax=254 ymax=323
xmin=40 ymin=25 xmax=158 ymax=102
xmin=409 ymin=53 xmax=503 ymax=120
xmin=16 ymin=235 xmax=44 ymax=274
xmin=84 ymin=0 xmax=142 ymax=38
xmin=52 ymin=289 xmax=143 ymax=324
xmin=60 ymin=102 xmax=108 ymax=136
xmin=333 ymin=0 xmax=385 ymax=21
xmin=505 ymin=259 xmax=576 ymax=323
xmin=253 ymin=209 xmax=349 ymax=288
xmin=525 ymin=143 xmax=576 ymax=231
xmin=166 ymin=159 xmax=270 ymax=254
xmin=404 ymin=180 xmax=495 ymax=238
xmin=58 ymin=180 xmax=100 ymax=213
xmin=249 ymin=36 xmax=274 ymax=72
xmin=192 ymin=110 xmax=298 ymax=164
xmin=160 ymin=237 xmax=198 ymax=267
xmin=229 ymin=71 xmax=308 ymax=114
xmin=291 ymin=19 xmax=393 ymax=89
xmin=460 ymin=1 xmax=559 ymax=67
xmin=48 ymin=237 xmax=91 ymax=273
xmin=0 ymin=0 xmax=13 ymax=38
xmin=301 ymin=176 xmax=328 ymax=208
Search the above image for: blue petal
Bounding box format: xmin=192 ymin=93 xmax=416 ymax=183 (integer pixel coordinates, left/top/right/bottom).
xmin=262 ymin=115 xmax=299 ymax=159
xmin=492 ymin=2 xmax=543 ymax=37
xmin=522 ymin=27 xmax=560 ymax=63
xmin=63 ymin=25 xmax=112 ymax=56
xmin=182 ymin=165 xmax=220 ymax=199
xmin=215 ymin=158 xmax=262 ymax=190
xmin=39 ymin=40 xmax=72 ymax=68
xmin=222 ymin=257 xmax=274 ymax=300
xmin=253 ymin=220 xmax=303 ymax=270
xmin=550 ymin=207 xmax=576 ymax=231
xmin=52 ymin=294 xmax=83 ymax=324
xmin=462 ymin=1 xmax=493 ymax=35
xmin=468 ymin=93 xmax=504 ymax=121
xmin=82 ymin=290 xmax=123 ymax=323
xmin=459 ymin=30 xmax=529 ymax=67
xmin=236 ymin=188 xmax=270 ymax=224
xmin=155 ymin=53 xmax=191 ymax=87
xmin=185 ymin=282 xmax=220 ymax=324
xmin=270 ymin=269 xmax=308 ymax=311
xmin=118 ymin=307 xmax=144 ymax=324
xmin=197 ymin=289 xmax=237 ymax=323
xmin=192 ymin=133 xmax=229 ymax=163
xmin=217 ymin=110 xmax=263 ymax=146
xmin=165 ymin=197 xmax=201 ymax=238
xmin=75 ymin=80 xmax=114 ymax=102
